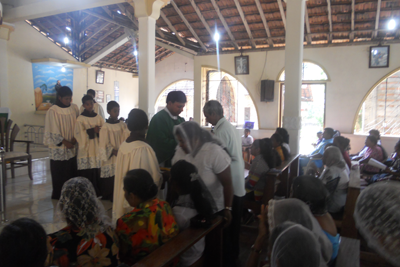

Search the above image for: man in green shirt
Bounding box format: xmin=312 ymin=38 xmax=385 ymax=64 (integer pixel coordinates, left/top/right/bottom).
xmin=146 ymin=91 xmax=186 ymax=167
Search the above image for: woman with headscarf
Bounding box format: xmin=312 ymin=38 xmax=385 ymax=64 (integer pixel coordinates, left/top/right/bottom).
xmin=48 ymin=177 xmax=119 ymax=267
xmin=354 ymin=181 xmax=400 ymax=267
xmin=333 ymin=136 xmax=352 ymax=169
xmin=172 ymin=121 xmax=234 ymax=225
xmin=319 ymin=146 xmax=349 ymax=213
xmin=113 ymin=109 xmax=161 ymax=221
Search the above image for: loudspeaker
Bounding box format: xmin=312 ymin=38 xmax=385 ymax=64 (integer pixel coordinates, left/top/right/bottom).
xmin=260 ymin=80 xmax=275 ymax=102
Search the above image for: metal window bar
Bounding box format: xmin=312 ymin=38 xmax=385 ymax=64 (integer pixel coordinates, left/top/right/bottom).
xmin=24 ymin=124 xmax=46 ymax=149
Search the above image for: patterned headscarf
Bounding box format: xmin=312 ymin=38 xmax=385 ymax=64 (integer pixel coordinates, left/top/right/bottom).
xmin=354 ymin=181 xmax=400 ymax=267
xmin=322 ymin=146 xmax=346 ymax=169
xmin=55 ymin=177 xmax=111 ymax=238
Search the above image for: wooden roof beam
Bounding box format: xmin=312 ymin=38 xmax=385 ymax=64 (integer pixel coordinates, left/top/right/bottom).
xmin=233 ymin=0 xmax=256 ymax=48
xmin=210 ymin=0 xmax=239 ymax=50
xmin=326 ymin=0 xmax=333 ymax=43
xmin=350 ymin=0 xmax=355 ymax=41
xmin=84 ymin=33 xmax=130 ymax=65
xmin=80 ymin=22 xmax=112 ymax=47
xmin=80 ymin=26 xmax=122 ymax=56
xmin=82 ymin=18 xmax=101 ymax=33
xmin=46 ymin=18 xmax=67 ymax=35
xmin=188 ymin=0 xmax=213 ymax=36
xmin=304 ymin=2 xmax=312 ymax=44
xmin=170 ymin=0 xmax=208 ymax=51
xmin=255 ymin=0 xmax=273 ymax=47
xmin=83 ymin=9 xmax=134 ymax=30
xmin=372 ymin=0 xmax=382 ymax=39
xmin=107 ymin=44 xmax=134 ymax=63
xmin=33 ymin=19 xmax=54 ymax=36
xmin=156 ymin=51 xmax=174 ymax=63
xmin=160 ymin=11 xmax=186 ymax=46
xmin=277 ymin=0 xmax=286 ymax=30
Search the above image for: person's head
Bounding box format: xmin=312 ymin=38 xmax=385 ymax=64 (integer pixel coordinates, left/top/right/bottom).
xmin=269 ymin=222 xmax=320 ymax=267
xmin=271 ymin=133 xmax=283 ymax=148
xmin=333 ymin=136 xmax=350 ymax=152
xmin=322 ymin=146 xmax=344 ymax=168
xmin=394 ymin=139 xmax=400 ymax=157
xmin=127 ymin=109 xmax=148 ymax=133
xmin=170 ymin=160 xmax=213 ymax=216
xmin=81 ymin=95 xmax=94 ymax=113
xmin=275 ymin=128 xmax=289 ymax=144
xmin=0 ymin=218 xmax=48 ymax=267
xmin=166 ymin=91 xmax=186 ymax=116
xmin=292 ymin=176 xmax=329 ymax=215
xmin=57 ymin=177 xmax=109 ymax=230
xmin=323 ymin=127 xmax=335 ymax=140
xmin=87 ymin=89 xmax=96 ymax=98
xmin=369 ymin=129 xmax=381 ymax=140
xmin=57 ymin=86 xmax=73 ymax=106
xmin=317 ymin=131 xmax=323 ymax=140
xmin=203 ymin=100 xmax=224 ymax=126
xmin=252 ymin=138 xmax=276 ymax=169
xmin=365 ymin=135 xmax=378 ymax=148
xmin=107 ymin=101 xmax=120 ymax=120
xmin=251 ymin=139 xmax=261 ymax=156
xmin=57 ymin=80 xmax=61 ymax=85
xmin=244 ymin=129 xmax=251 ymax=137
xmin=123 ymin=169 xmax=158 ymax=208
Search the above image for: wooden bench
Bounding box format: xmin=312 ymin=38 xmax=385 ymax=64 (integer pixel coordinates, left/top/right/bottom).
xmin=244 ymin=154 xmax=300 ymax=214
xmin=133 ymin=216 xmax=224 ymax=267
xmin=336 ymin=237 xmax=360 ymax=267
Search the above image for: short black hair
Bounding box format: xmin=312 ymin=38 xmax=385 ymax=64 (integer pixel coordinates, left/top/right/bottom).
xmin=57 ymin=86 xmax=72 ymax=98
xmin=369 ymin=129 xmax=381 ymax=140
xmin=245 ymin=129 xmax=251 ymax=133
xmin=107 ymin=101 xmax=119 ymax=111
xmin=276 ymin=128 xmax=290 ymax=144
xmin=82 ymin=95 xmax=94 ymax=105
xmin=166 ymin=91 xmax=186 ymax=104
xmin=87 ymin=89 xmax=96 ymax=97
xmin=292 ymin=176 xmax=329 ymax=215
xmin=127 ymin=109 xmax=148 ymax=132
xmin=367 ymin=135 xmax=378 ymax=145
xmin=0 ymin=218 xmax=48 ymax=267
xmin=324 ymin=127 xmax=335 ymax=138
xmin=124 ymin=169 xmax=158 ymax=201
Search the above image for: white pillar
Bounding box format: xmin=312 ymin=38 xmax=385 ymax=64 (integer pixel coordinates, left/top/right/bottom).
xmin=0 ymin=23 xmax=14 ymax=108
xmin=283 ymin=0 xmax=306 ymax=154
xmin=193 ymin=57 xmax=202 ymax=123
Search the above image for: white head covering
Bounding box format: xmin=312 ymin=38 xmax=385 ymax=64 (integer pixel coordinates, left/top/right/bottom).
xmin=354 ymin=181 xmax=400 ymax=267
xmin=268 ymin=198 xmax=332 ymax=266
xmin=270 ymin=222 xmax=321 ymax=267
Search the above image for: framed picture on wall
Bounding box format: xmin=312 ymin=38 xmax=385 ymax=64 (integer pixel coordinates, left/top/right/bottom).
xmin=106 ymin=94 xmax=111 ymax=103
xmin=235 ymin=55 xmax=249 ymax=75
xmin=369 ymin=45 xmax=390 ymax=68
xmin=96 ymin=90 xmax=104 ymax=103
xmin=96 ymin=70 xmax=105 ymax=84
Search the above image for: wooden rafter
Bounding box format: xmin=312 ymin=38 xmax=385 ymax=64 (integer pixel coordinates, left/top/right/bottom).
xmin=34 ymin=20 xmax=53 ymax=36
xmin=82 ymin=18 xmax=101 ymax=33
xmin=326 ymin=0 xmax=333 ymax=43
xmin=188 ymin=0 xmax=213 ymax=36
xmin=98 ymin=61 xmax=136 ymax=70
xmin=80 ymin=22 xmax=111 ymax=47
xmin=350 ymin=0 xmax=355 ymax=41
xmin=277 ymin=0 xmax=286 ymax=30
xmin=304 ymin=2 xmax=312 ymax=44
xmin=255 ymin=0 xmax=273 ymax=46
xmin=155 ymin=48 xmax=169 ymax=59
xmin=46 ymin=18 xmax=66 ymax=35
xmin=372 ymin=0 xmax=382 ymax=39
xmin=210 ymin=0 xmax=239 ymax=50
xmin=80 ymin=26 xmax=122 ymax=56
xmin=233 ymin=0 xmax=256 ymax=48
xmin=83 ymin=9 xmax=134 ymax=30
xmin=170 ymin=0 xmax=207 ymax=51
xmin=107 ymin=44 xmax=134 ymax=63
xmin=160 ymin=11 xmax=186 ymax=46
xmin=156 ymin=51 xmax=174 ymax=63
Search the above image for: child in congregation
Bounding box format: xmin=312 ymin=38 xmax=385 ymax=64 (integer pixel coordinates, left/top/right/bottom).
xmin=79 ymin=89 xmax=105 ymax=120
xmin=113 ymin=109 xmax=161 ymax=221
xmin=312 ymin=131 xmax=323 ymax=147
xmin=271 ymin=133 xmax=290 ymax=162
xmin=74 ymin=95 xmax=104 ymax=196
xmin=170 ymin=160 xmax=214 ymax=267
xmin=99 ymin=101 xmax=130 ymax=201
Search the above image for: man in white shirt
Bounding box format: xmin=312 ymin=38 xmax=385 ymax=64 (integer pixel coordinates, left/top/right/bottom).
xmin=203 ymin=100 xmax=245 ymax=267
xmin=242 ymin=129 xmax=254 ymax=146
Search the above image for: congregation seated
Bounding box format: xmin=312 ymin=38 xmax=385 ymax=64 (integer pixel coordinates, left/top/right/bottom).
xmin=358 ymin=135 xmax=384 ymax=174
xmin=170 ymin=160 xmax=214 ymax=266
xmin=350 ymin=129 xmax=382 ymax=160
xmin=275 ymin=127 xmax=290 ymax=154
xmin=271 ymin=133 xmax=290 ymax=162
xmin=116 ymin=169 xmax=178 ymax=265
xmin=48 ymin=177 xmax=118 ymax=267
xmin=0 ymin=218 xmax=49 ymax=267
xmin=292 ymin=175 xmax=340 ymax=261
xmin=333 ymin=136 xmax=352 ymax=169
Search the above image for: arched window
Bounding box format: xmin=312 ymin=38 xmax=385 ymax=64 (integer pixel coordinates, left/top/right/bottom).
xmin=354 ymin=69 xmax=400 ymax=136
xmin=201 ymin=67 xmax=259 ymax=129
xmin=155 ymin=80 xmax=194 ymax=121
xmin=278 ymin=62 xmax=328 ymax=81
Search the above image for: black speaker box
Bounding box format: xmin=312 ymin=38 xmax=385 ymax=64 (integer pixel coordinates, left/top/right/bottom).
xmin=260 ymin=80 xmax=275 ymax=102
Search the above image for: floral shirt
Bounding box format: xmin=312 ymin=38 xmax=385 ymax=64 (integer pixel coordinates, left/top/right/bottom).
xmin=115 ymin=198 xmax=179 ymax=265
xmin=48 ymin=225 xmax=119 ymax=267
xmin=363 ymin=146 xmax=383 ymax=172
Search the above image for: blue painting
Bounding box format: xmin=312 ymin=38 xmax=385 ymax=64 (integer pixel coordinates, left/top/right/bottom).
xmin=32 ymin=63 xmax=73 ymax=111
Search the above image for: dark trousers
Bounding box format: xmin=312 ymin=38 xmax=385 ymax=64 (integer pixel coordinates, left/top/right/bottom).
xmin=99 ymin=176 xmax=114 ymax=201
xmin=50 ymin=157 xmax=77 ymax=199
xmin=223 ymin=195 xmax=244 ymax=267
xmin=78 ymin=168 xmax=100 ymax=196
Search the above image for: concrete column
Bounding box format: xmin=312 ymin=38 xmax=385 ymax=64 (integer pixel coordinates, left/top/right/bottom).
xmin=0 ymin=23 xmax=14 ymax=108
xmin=283 ymin=0 xmax=306 ymax=154
xmin=193 ymin=57 xmax=202 ymax=123
xmin=131 ymin=0 xmax=169 ymax=116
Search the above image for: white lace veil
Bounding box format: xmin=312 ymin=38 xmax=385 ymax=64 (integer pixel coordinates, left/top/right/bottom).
xmin=354 ymin=181 xmax=400 ymax=267
xmin=55 ymin=177 xmax=112 ymax=238
xmin=268 ymin=198 xmax=332 ymax=266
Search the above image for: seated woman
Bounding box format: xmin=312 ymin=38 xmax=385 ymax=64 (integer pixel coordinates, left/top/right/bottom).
xmin=170 ymin=160 xmax=214 ymax=267
xmin=245 ymin=139 xmax=277 ymax=202
xmin=271 ymin=133 xmax=290 ymax=162
xmin=333 ymin=136 xmax=352 ymax=169
xmin=48 ymin=177 xmax=118 ymax=267
xmin=275 ymin=127 xmax=290 ymax=154
xmin=172 ymin=121 xmax=234 ymax=222
xmin=292 ymin=175 xmax=340 ymax=262
xmin=0 ymin=218 xmax=49 ymax=267
xmin=368 ymin=139 xmax=400 ymax=184
xmin=351 ymin=129 xmax=382 ymax=160
xmin=116 ymin=169 xmax=179 ymax=265
xmin=359 ymin=135 xmax=384 ymax=174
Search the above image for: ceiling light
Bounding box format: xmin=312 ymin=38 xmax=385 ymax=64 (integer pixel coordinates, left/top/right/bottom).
xmin=172 ymin=32 xmax=175 ymax=35
xmin=66 ymin=27 xmax=71 ymax=31
xmin=214 ymin=32 xmax=220 ymax=42
xmin=117 ymin=10 xmax=121 ymax=14
xmin=134 ymin=50 xmax=138 ymax=56
xmin=61 ymin=66 xmax=66 ymax=72
xmin=388 ymin=19 xmax=396 ymax=30
xmin=64 ymin=37 xmax=69 ymax=44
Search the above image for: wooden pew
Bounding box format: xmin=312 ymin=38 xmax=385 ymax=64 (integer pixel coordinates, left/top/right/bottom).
xmin=336 ymin=237 xmax=360 ymax=267
xmin=244 ymin=154 xmax=300 ymax=214
xmin=133 ymin=216 xmax=224 ymax=267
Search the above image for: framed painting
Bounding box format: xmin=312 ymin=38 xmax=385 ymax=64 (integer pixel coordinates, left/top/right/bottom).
xmin=96 ymin=70 xmax=105 ymax=84
xmin=369 ymin=46 xmax=390 ymax=68
xmin=235 ymin=55 xmax=249 ymax=75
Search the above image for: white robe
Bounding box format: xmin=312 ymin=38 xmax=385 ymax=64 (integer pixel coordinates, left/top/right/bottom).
xmin=112 ymin=140 xmax=161 ymax=221
xmin=74 ymin=114 xmax=104 ymax=170
xmin=44 ymin=104 xmax=79 ymax=161
xmin=80 ymin=102 xmax=105 ymax=120
xmin=99 ymin=122 xmax=130 ymax=178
